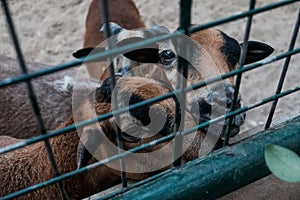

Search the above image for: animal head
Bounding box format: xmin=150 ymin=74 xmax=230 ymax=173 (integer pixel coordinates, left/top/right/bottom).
xmin=73 ymin=22 xmax=274 ymax=141
xmin=74 ymin=76 xmax=202 ymax=178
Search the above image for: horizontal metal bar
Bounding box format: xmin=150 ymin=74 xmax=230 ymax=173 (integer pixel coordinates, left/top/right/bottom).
xmin=109 ymin=115 xmax=300 ymax=200
xmin=99 ymin=169 xmax=173 ymax=200
xmin=0 ymin=1 xmax=298 ymax=89
xmin=189 ymin=0 xmax=299 ymax=33
xmin=2 ymin=85 xmax=299 ymax=199
xmin=0 ymin=32 xmax=180 ymax=88
xmin=0 ymin=47 xmax=299 ymax=156
xmin=183 ymin=86 xmax=299 ymax=136
xmin=0 ymin=132 xmax=178 ymax=199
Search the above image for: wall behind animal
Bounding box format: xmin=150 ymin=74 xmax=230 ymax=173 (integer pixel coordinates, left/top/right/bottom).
xmin=0 ymin=0 xmax=299 ymax=132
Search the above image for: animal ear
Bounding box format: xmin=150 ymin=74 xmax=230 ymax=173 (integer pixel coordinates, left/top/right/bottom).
xmin=123 ymin=48 xmax=160 ymax=63
xmin=72 ymin=47 xmax=106 ymax=62
xmin=77 ymin=126 xmax=103 ymax=169
xmin=241 ymin=41 xmax=274 ymax=64
xmin=116 ymin=36 xmax=160 ymax=63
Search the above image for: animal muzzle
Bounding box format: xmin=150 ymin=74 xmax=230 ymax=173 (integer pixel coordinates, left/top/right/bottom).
xmin=190 ymin=82 xmax=246 ymax=139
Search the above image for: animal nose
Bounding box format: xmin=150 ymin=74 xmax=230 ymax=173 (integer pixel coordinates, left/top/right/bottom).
xmin=190 ymin=82 xmax=246 ymax=137
xmin=220 ymin=82 xmax=246 ymax=137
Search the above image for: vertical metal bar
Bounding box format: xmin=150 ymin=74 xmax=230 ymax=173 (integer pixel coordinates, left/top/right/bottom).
xmin=101 ymin=0 xmax=128 ymax=187
xmin=265 ymin=9 xmax=300 ymax=129
xmin=0 ymin=1 xmax=68 ymax=199
xmin=223 ymin=0 xmax=256 ymax=146
xmin=173 ymin=0 xmax=192 ymax=167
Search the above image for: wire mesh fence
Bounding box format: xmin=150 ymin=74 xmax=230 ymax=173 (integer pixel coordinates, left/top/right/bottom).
xmin=0 ymin=0 xmax=299 ymax=199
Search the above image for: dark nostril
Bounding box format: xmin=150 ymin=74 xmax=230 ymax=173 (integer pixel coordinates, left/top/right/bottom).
xmin=236 ymin=98 xmax=240 ymax=107
xmin=198 ymin=100 xmax=212 ymax=114
xmin=234 ymin=112 xmax=246 ymax=126
xmin=190 ymin=99 xmax=211 ymax=123
xmin=228 ymin=95 xmax=244 ymax=110
xmin=220 ymin=83 xmax=245 ymax=110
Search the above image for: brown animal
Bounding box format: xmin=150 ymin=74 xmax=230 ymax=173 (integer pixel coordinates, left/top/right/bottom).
xmin=0 ymin=55 xmax=79 ymax=138
xmin=0 ymin=0 xmax=145 ymax=139
xmin=74 ymin=22 xmax=274 ymax=147
xmin=0 ymin=76 xmax=204 ymax=199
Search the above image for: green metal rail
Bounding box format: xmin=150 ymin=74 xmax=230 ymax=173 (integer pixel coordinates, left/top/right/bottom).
xmin=109 ymin=115 xmax=300 ymax=200
xmin=0 ymin=0 xmax=299 ymax=199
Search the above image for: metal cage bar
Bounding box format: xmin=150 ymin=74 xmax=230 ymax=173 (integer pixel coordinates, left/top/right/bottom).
xmin=0 ymin=0 xmax=68 ymax=199
xmin=223 ymin=0 xmax=256 ymax=146
xmin=2 ymin=82 xmax=299 ymax=199
xmin=173 ymin=0 xmax=192 ymax=167
xmin=0 ymin=0 xmax=299 ymax=199
xmin=101 ymin=0 xmax=128 ymax=188
xmin=108 ymin=115 xmax=300 ymax=200
xmin=265 ymin=9 xmax=300 ymax=129
xmin=1 ymin=47 xmax=299 ymax=156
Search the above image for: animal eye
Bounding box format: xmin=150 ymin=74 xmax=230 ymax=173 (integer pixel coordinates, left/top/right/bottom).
xmin=159 ymin=50 xmax=176 ymax=65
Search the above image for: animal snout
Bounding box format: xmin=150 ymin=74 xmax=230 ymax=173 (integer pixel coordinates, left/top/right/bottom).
xmin=190 ymin=82 xmax=246 ymax=138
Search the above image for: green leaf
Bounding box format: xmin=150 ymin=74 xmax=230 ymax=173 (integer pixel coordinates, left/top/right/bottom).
xmin=264 ymin=144 xmax=300 ymax=183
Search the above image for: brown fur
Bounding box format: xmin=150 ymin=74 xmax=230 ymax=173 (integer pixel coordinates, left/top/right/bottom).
xmin=0 ymin=55 xmax=77 ymax=138
xmin=0 ymin=101 xmax=119 ymax=199
xmin=83 ymin=0 xmax=145 ymax=80
xmin=151 ymin=28 xmax=236 ymax=88
xmin=83 ymin=0 xmax=145 ymax=48
xmin=0 ymin=76 xmax=205 ymax=199
xmin=191 ymin=29 xmax=235 ymax=84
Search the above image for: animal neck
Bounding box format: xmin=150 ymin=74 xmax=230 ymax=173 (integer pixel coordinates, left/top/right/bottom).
xmin=47 ymin=113 xmax=120 ymax=199
xmin=0 ymin=122 xmax=80 ymax=199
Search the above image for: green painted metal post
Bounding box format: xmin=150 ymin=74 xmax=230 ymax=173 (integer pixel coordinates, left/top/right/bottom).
xmin=110 ymin=115 xmax=300 ymax=200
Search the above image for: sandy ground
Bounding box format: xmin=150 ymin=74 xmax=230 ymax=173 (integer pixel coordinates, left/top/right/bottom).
xmin=0 ymin=0 xmax=299 ymax=199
